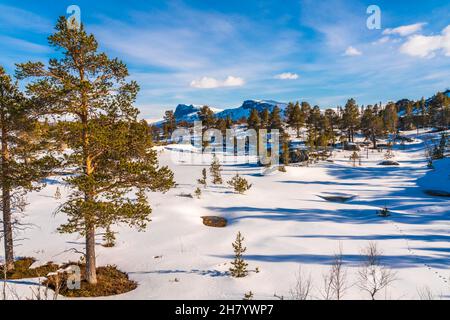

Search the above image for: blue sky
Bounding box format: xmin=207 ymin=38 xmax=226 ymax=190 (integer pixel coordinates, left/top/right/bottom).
xmin=0 ymin=0 xmax=449 ymax=119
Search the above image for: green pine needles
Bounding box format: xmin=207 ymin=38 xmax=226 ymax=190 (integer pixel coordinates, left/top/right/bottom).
xmin=229 ymin=231 xmax=248 ymax=278
xmin=227 ymin=173 xmax=252 ymax=194
xmin=209 ymin=155 xmax=222 ymax=184
xmin=16 ymin=16 xmax=175 ymax=284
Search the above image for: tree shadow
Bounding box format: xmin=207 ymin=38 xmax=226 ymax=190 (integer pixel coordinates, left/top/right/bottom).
xmin=206 ymin=205 xmax=450 ymax=225
xmin=129 ymin=269 xmax=229 ymax=277
xmin=210 ymin=253 xmax=449 ymax=269
xmin=287 ymin=234 xmax=450 ymax=243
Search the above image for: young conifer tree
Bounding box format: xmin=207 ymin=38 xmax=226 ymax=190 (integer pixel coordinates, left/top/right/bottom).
xmin=16 ymin=17 xmax=175 ymax=284
xmin=197 ymin=168 xmax=207 ymax=188
xmin=229 ymin=231 xmax=248 ymax=278
xmin=209 ymin=154 xmax=222 ymax=184
xmin=194 ymin=187 xmax=202 ymax=199
xmin=227 ymin=173 xmax=252 ymax=194
xmin=0 ymin=67 xmax=55 ymax=271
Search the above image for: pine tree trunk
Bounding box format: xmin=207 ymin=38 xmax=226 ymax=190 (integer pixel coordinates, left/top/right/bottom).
xmin=1 ymin=125 xmax=14 ymax=271
xmin=79 ymin=69 xmax=98 ymax=284
xmin=371 ymin=132 xmax=377 ymax=149
xmin=2 ymin=189 xmax=14 ymax=271
xmin=85 ymin=224 xmax=97 ymax=284
xmin=83 ymin=151 xmax=97 ymax=285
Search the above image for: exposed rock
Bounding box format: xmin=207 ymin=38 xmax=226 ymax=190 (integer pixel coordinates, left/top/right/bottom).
xmin=201 ymin=216 xmax=227 ymax=228
xmin=318 ymin=194 xmax=356 ymax=203
xmin=174 ymin=104 xmax=199 ymax=119
xmin=424 ymin=190 xmax=450 ymax=197
xmin=343 ymin=143 xmax=360 ymax=151
xmin=396 ymin=135 xmax=414 ymax=143
xmin=378 ymin=160 xmax=400 ymax=166
xmin=177 ymin=193 xmax=194 ymax=198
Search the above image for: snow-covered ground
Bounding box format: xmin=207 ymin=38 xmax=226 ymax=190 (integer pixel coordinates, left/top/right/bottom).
xmin=2 ymin=129 xmax=450 ymax=300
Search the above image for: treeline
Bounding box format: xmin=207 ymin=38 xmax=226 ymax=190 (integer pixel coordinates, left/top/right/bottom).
xmin=158 ymin=92 xmax=450 ymax=151
xmin=0 ymin=17 xmax=175 ymax=285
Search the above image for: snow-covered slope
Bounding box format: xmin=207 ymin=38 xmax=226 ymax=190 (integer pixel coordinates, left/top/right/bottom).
xmin=3 ymin=129 xmax=450 ymax=300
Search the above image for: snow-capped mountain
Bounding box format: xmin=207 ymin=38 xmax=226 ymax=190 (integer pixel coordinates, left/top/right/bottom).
xmin=215 ymin=100 xmax=288 ymax=120
xmin=171 ymin=99 xmax=287 ymax=123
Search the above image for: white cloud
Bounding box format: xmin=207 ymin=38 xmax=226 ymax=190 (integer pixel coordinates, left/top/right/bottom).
xmin=400 ymin=25 xmax=450 ymax=58
xmin=223 ymin=76 xmax=245 ymax=87
xmin=343 ymin=46 xmax=362 ymax=56
xmin=383 ymin=23 xmax=426 ymax=37
xmin=190 ymin=76 xmax=245 ymax=89
xmin=274 ymin=72 xmax=299 ymax=80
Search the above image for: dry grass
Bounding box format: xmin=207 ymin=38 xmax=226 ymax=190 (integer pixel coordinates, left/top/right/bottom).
xmin=1 ymin=258 xmax=137 ymax=298
xmin=1 ymin=257 xmax=59 ymax=279
xmin=44 ymin=263 xmax=137 ymax=297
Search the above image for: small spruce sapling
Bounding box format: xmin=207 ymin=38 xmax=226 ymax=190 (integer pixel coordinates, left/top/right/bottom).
xmin=227 ymin=173 xmax=252 ymax=194
xmin=229 ymin=231 xmax=248 ymax=278
xmin=197 ymin=168 xmax=207 ymax=188
xmin=209 ymin=155 xmax=223 ymax=184
xmin=102 ymin=226 xmax=116 ymax=247
xmin=194 ymin=187 xmax=202 ymax=199
xmin=243 ymin=291 xmax=254 ymax=300
xmin=377 ymin=205 xmax=390 ymax=217
xmin=54 ymin=187 xmax=61 ymax=200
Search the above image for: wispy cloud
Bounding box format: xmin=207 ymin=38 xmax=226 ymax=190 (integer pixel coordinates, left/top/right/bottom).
xmin=1 ymin=1 xmax=449 ymax=119
xmin=383 ymin=23 xmax=427 ymax=37
xmin=0 ymin=4 xmax=52 ymax=33
xmin=0 ymin=35 xmax=50 ymax=54
xmin=92 ymin=3 xmax=301 ymax=74
xmin=274 ymin=72 xmax=299 ymax=80
xmin=88 ymin=2 xmax=303 ymax=115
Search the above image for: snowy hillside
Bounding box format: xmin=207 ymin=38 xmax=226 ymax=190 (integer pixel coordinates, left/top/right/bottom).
xmin=3 ymin=129 xmax=450 ymax=300
xmin=166 ymin=90 xmax=449 ymax=124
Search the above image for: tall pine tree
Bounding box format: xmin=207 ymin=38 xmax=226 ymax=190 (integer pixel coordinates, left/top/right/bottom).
xmin=259 ymin=108 xmax=269 ymax=129
xmin=0 ymin=67 xmax=54 ymax=271
xmin=16 ymin=17 xmax=175 ymax=284
xmin=342 ymin=98 xmax=360 ymax=142
xmin=361 ymin=105 xmax=383 ymax=148
xmin=269 ymin=106 xmax=283 ymax=132
xmin=287 ymin=102 xmax=304 ymax=138
xmin=247 ymin=108 xmax=261 ymax=131
xmin=162 ymin=110 xmax=176 ymax=139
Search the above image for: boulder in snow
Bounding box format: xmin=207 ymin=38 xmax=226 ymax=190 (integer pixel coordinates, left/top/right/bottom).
xmin=378 ymin=160 xmax=400 ymax=166
xmin=424 ymin=189 xmax=450 ymax=197
xmin=201 ymin=216 xmax=227 ymax=228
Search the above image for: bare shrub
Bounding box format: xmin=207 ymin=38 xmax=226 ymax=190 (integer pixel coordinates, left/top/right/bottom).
xmin=289 ymin=266 xmax=312 ymax=300
xmin=417 ymin=286 xmax=440 ymax=300
xmin=357 ymin=242 xmax=397 ymax=300
xmin=321 ymin=244 xmax=349 ymax=300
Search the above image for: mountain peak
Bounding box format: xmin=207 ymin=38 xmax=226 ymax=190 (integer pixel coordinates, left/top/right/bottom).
xmin=165 ymin=99 xmax=288 ymax=124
